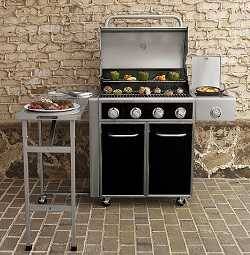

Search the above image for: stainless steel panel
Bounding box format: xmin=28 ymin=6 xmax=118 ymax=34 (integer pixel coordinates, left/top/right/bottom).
xmin=195 ymin=96 xmax=236 ymax=121
xmin=104 ymin=15 xmax=183 ymax=28
xmin=101 ymin=29 xmax=187 ymax=69
xmin=191 ymin=56 xmax=221 ymax=89
xmin=89 ymin=98 xmax=100 ymax=197
xmin=98 ymin=97 xmax=194 ymax=103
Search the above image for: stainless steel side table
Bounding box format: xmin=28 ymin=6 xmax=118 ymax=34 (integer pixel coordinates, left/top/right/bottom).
xmin=16 ymin=108 xmax=84 ymax=252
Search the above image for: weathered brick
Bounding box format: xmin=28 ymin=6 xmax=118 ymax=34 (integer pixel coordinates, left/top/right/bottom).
xmin=40 ymin=44 xmax=61 ymax=53
xmin=39 ymin=25 xmax=61 ymax=34
xmin=5 ymin=53 xmax=27 ymax=62
xmin=16 ymin=26 xmax=38 ymax=35
xmin=0 ymin=26 xmax=16 ymax=36
xmin=17 ymin=43 xmax=46 ymax=52
xmin=40 ymin=61 xmax=60 ymax=70
xmin=49 ymin=51 xmax=71 ymax=60
xmin=0 ymin=43 xmax=17 ymax=53
xmin=61 ymin=59 xmax=82 ymax=68
xmin=32 ymin=68 xmax=51 ymax=77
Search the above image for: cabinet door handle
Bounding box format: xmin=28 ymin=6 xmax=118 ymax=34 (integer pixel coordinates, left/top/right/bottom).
xmin=155 ymin=133 xmax=186 ymax=137
xmin=108 ymin=133 xmax=139 ymax=138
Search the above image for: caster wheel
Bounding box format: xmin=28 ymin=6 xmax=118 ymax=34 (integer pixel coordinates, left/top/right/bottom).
xmin=70 ymin=246 xmax=77 ymax=251
xmin=176 ymin=197 xmax=186 ymax=207
xmin=25 ymin=245 xmax=32 ymax=251
xmin=38 ymin=195 xmax=47 ymax=204
xmin=101 ymin=197 xmax=111 ymax=207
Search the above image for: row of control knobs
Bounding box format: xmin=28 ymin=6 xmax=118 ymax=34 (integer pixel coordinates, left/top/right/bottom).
xmin=108 ymin=107 xmax=187 ymax=119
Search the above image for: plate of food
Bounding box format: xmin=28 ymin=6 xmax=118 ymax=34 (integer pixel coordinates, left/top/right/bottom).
xmin=24 ymin=97 xmax=80 ymax=112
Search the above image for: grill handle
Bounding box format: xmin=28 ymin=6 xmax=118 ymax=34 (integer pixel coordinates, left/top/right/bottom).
xmin=104 ymin=14 xmax=183 ymax=28
xmin=108 ymin=133 xmax=139 ymax=138
xmin=155 ymin=133 xmax=187 ymax=138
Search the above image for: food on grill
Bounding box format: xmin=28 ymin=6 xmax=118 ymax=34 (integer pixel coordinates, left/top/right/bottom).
xmin=113 ymin=89 xmax=123 ymax=95
xmin=123 ymin=86 xmax=133 ymax=94
xmin=164 ymin=89 xmax=174 ymax=96
xmin=110 ymin=70 xmax=120 ymax=81
xmin=28 ymin=99 xmax=74 ymax=110
xmin=176 ymin=87 xmax=184 ymax=95
xmin=154 ymin=87 xmax=162 ymax=94
xmin=124 ymin=74 xmax=137 ymax=81
xmin=138 ymin=71 xmax=149 ymax=81
xmin=103 ymin=85 xmax=113 ymax=94
xmin=139 ymin=87 xmax=151 ymax=95
xmin=144 ymin=87 xmax=151 ymax=95
xmin=154 ymin=74 xmax=166 ymax=81
xmin=196 ymin=86 xmax=220 ymax=93
xmin=168 ymin=71 xmax=180 ymax=81
xmin=139 ymin=87 xmax=146 ymax=95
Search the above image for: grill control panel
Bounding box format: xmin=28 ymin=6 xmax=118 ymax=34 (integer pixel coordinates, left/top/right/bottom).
xmin=102 ymin=103 xmax=193 ymax=120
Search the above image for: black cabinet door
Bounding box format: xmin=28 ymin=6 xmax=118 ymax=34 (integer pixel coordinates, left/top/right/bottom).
xmin=149 ymin=124 xmax=192 ymax=195
xmin=101 ymin=124 xmax=144 ymax=195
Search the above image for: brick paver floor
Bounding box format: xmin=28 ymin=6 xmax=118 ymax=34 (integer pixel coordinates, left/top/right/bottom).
xmin=1 ymin=177 xmax=250 ymax=254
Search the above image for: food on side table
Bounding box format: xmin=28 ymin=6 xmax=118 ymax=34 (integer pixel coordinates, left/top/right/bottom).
xmin=164 ymin=89 xmax=174 ymax=96
xmin=154 ymin=87 xmax=162 ymax=94
xmin=196 ymin=86 xmax=220 ymax=93
xmin=138 ymin=71 xmax=149 ymax=81
xmin=123 ymin=86 xmax=133 ymax=94
xmin=139 ymin=86 xmax=146 ymax=95
xmin=110 ymin=70 xmax=120 ymax=81
xmin=168 ymin=71 xmax=180 ymax=81
xmin=113 ymin=89 xmax=123 ymax=95
xmin=28 ymin=99 xmax=74 ymax=110
xmin=103 ymin=85 xmax=113 ymax=94
xmin=124 ymin=74 xmax=137 ymax=81
xmin=154 ymin=74 xmax=166 ymax=81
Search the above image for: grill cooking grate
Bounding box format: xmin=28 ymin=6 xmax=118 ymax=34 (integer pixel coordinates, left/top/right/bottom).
xmin=100 ymin=93 xmax=190 ymax=98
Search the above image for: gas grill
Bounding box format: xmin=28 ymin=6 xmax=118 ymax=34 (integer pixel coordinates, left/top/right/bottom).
xmin=89 ymin=15 xmax=235 ymax=206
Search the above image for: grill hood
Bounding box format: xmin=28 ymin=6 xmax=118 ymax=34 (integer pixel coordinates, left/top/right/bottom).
xmin=101 ymin=27 xmax=188 ymax=69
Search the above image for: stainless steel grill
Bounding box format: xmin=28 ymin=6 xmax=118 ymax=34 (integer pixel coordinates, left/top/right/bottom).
xmin=89 ymin=14 xmax=236 ymax=208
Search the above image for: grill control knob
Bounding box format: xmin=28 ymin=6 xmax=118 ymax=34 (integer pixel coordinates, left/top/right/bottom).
xmin=130 ymin=107 xmax=142 ymax=119
xmin=153 ymin=107 xmax=164 ymax=119
xmin=210 ymin=107 xmax=222 ymax=119
xmin=175 ymin=107 xmax=186 ymax=119
xmin=108 ymin=107 xmax=119 ymax=119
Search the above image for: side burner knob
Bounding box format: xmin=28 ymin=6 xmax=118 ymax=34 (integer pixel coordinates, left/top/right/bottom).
xmin=130 ymin=107 xmax=142 ymax=119
xmin=108 ymin=107 xmax=119 ymax=119
xmin=210 ymin=107 xmax=222 ymax=119
xmin=153 ymin=107 xmax=164 ymax=119
xmin=175 ymin=107 xmax=186 ymax=119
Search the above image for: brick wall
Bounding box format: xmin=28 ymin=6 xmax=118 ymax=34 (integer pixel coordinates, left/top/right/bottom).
xmin=0 ymin=0 xmax=249 ymax=120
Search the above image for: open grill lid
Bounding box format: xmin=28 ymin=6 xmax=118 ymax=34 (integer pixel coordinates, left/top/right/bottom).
xmin=100 ymin=15 xmax=188 ymax=70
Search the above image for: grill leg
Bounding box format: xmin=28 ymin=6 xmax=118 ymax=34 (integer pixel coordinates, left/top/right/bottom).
xmin=22 ymin=120 xmax=32 ymax=250
xmin=70 ymin=120 xmax=77 ymax=251
xmin=37 ymin=121 xmax=45 ymax=198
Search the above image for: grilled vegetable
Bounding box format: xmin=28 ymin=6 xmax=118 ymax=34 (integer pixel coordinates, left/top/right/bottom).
xmin=168 ymin=71 xmax=180 ymax=81
xmin=113 ymin=89 xmax=123 ymax=95
xmin=139 ymin=87 xmax=145 ymax=95
xmin=138 ymin=87 xmax=151 ymax=95
xmin=124 ymin=74 xmax=137 ymax=81
xmin=164 ymin=89 xmax=174 ymax=96
xmin=154 ymin=74 xmax=166 ymax=81
xmin=144 ymin=87 xmax=151 ymax=95
xmin=123 ymin=86 xmax=133 ymax=94
xmin=154 ymin=87 xmax=161 ymax=94
xmin=110 ymin=70 xmax=120 ymax=81
xmin=138 ymin=71 xmax=149 ymax=81
xmin=176 ymin=87 xmax=184 ymax=95
xmin=103 ymin=85 xmax=113 ymax=94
